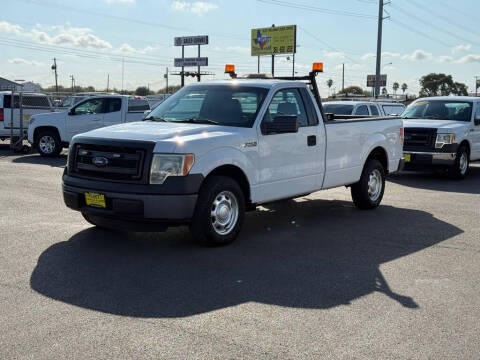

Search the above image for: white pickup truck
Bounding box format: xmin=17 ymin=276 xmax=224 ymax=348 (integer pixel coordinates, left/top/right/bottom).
xmin=324 ymin=100 xmax=406 ymax=117
xmin=62 ymin=67 xmax=404 ymax=245
xmin=402 ymin=96 xmax=480 ymax=178
xmin=28 ymin=95 xmax=150 ymax=156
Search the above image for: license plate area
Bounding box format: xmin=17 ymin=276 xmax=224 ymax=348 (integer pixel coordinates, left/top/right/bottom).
xmin=85 ymin=192 xmax=106 ymax=208
xmin=404 ymin=153 xmax=411 ymax=162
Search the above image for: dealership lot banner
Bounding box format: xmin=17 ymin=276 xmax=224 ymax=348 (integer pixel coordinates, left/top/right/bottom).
xmin=251 ymin=25 xmax=296 ymax=56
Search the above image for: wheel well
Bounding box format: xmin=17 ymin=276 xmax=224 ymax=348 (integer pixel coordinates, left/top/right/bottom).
xmin=205 ymin=165 xmax=251 ymax=204
xmin=459 ymin=140 xmax=470 ymax=156
xmin=367 ymin=146 xmax=388 ymax=173
xmin=34 ymin=126 xmax=60 ymax=144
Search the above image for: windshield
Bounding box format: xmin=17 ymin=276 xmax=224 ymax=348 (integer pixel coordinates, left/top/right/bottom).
xmin=323 ymin=104 xmax=354 ymax=115
xmin=402 ymin=100 xmax=472 ymax=121
xmin=146 ymin=85 xmax=269 ymax=127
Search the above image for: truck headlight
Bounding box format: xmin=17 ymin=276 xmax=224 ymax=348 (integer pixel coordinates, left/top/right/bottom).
xmin=150 ymin=154 xmax=195 ymax=184
xmin=435 ymin=133 xmax=455 ymax=148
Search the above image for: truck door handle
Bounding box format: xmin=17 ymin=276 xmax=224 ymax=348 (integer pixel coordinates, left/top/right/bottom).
xmin=307 ymin=135 xmax=316 ymax=146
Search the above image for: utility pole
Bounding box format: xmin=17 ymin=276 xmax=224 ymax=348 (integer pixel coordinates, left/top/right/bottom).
xmin=271 ymin=24 xmax=275 ymax=77
xmin=106 ymin=74 xmax=109 ymax=92
xmin=342 ymin=63 xmax=345 ymax=92
xmin=69 ymin=75 xmax=74 ymax=92
xmin=475 ymin=76 xmax=479 ymax=97
xmin=181 ymin=45 xmax=185 ymax=87
xmin=52 ymin=58 xmax=58 ymax=94
xmin=374 ymin=0 xmax=384 ymax=98
xmin=197 ymin=44 xmax=201 ymax=82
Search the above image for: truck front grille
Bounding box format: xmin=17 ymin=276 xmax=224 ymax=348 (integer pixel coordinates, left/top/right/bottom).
xmin=72 ymin=143 xmax=147 ymax=182
xmin=404 ymin=128 xmax=437 ymax=150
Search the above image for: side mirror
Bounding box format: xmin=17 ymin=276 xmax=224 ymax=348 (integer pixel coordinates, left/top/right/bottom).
xmin=475 ymin=116 xmax=480 ymax=126
xmin=68 ymin=109 xmax=74 ymax=116
xmin=262 ymin=115 xmax=299 ymax=135
xmin=326 ymin=113 xmax=335 ymax=121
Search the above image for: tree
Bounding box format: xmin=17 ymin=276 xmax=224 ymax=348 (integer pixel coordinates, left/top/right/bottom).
xmin=401 ymin=83 xmax=408 ymax=94
xmin=419 ymin=73 xmax=468 ymax=97
xmin=342 ymin=85 xmax=364 ymax=95
xmin=326 ymin=79 xmax=333 ymax=95
xmin=392 ymin=82 xmax=399 ymax=95
xmin=135 ymin=86 xmax=150 ymax=96
xmin=381 ymin=87 xmax=388 ymax=96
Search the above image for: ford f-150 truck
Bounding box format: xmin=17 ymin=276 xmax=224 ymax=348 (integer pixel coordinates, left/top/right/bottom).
xmin=62 ymin=65 xmax=404 ymax=245
xmin=402 ymin=96 xmax=480 ymax=178
xmin=28 ymin=95 xmax=150 ymax=156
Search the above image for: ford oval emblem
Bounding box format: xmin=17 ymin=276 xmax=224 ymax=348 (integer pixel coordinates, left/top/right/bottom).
xmin=92 ymin=156 xmax=109 ymax=167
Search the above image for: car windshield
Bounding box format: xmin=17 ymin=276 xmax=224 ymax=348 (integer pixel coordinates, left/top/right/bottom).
xmin=146 ymin=85 xmax=269 ymax=127
xmin=323 ymin=104 xmax=354 ymax=115
xmin=401 ymin=100 xmax=472 ymax=121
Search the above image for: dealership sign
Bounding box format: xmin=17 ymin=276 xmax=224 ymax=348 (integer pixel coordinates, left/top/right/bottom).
xmin=174 ymin=35 xmax=209 ymax=46
xmin=174 ymin=57 xmax=209 ymax=67
xmin=251 ymin=25 xmax=296 ymax=56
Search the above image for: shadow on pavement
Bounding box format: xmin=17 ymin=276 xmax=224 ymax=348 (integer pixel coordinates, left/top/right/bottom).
xmin=389 ymin=164 xmax=480 ymax=195
xmin=11 ymin=153 xmax=67 ymax=168
xmin=30 ymin=199 xmax=462 ymax=318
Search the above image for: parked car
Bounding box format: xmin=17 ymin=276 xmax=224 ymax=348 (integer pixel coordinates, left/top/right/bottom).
xmin=402 ymin=96 xmax=480 ymax=178
xmin=0 ymin=92 xmax=54 ymax=141
xmin=27 ymin=95 xmax=150 ymax=156
xmin=62 ymin=65 xmax=404 ymax=245
xmin=324 ymin=101 xmax=405 ymax=117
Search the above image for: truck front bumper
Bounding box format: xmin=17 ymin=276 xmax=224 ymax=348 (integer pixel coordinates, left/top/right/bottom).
xmin=403 ymin=151 xmax=456 ymax=169
xmin=63 ymin=173 xmax=202 ymax=231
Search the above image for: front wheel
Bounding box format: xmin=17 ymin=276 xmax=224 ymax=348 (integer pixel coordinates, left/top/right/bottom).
xmin=36 ymin=130 xmax=62 ymax=157
xmin=449 ymin=145 xmax=469 ymax=179
xmin=190 ymin=176 xmax=245 ymax=246
xmin=351 ymin=159 xmax=385 ymax=210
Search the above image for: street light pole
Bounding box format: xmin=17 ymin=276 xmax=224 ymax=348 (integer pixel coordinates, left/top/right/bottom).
xmin=374 ymin=0 xmax=384 ymax=98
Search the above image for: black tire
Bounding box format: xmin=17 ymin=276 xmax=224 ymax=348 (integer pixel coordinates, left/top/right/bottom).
xmin=36 ymin=130 xmax=62 ymax=157
xmin=189 ymin=176 xmax=245 ymax=246
xmin=351 ymin=159 xmax=385 ymax=210
xmin=449 ymin=145 xmax=469 ymax=180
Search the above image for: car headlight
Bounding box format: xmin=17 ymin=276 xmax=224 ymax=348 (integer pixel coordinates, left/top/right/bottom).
xmin=435 ymin=133 xmax=455 ymax=148
xmin=150 ymin=154 xmax=195 ymax=184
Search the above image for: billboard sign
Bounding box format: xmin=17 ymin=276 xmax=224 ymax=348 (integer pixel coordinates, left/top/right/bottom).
xmin=174 ymin=35 xmax=209 ymax=46
xmin=367 ymin=74 xmax=387 ymax=87
xmin=174 ymin=57 xmax=208 ymax=67
xmin=251 ymin=25 xmax=296 ymax=56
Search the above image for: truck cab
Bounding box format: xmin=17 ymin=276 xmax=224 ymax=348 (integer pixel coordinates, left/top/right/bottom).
xmin=402 ymin=96 xmax=480 ymax=178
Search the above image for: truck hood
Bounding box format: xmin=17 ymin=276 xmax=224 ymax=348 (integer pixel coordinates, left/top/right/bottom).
xmin=403 ymin=119 xmax=469 ymax=132
xmin=75 ymin=121 xmax=250 ymax=154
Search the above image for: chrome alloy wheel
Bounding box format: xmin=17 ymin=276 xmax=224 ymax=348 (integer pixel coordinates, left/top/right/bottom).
xmin=459 ymin=152 xmax=468 ymax=175
xmin=367 ymin=169 xmax=383 ymax=202
xmin=211 ymin=191 xmax=239 ymax=235
xmin=39 ymin=135 xmax=56 ymax=154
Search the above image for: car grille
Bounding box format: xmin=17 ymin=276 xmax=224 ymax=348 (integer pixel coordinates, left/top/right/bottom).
xmin=404 ymin=128 xmax=437 ymax=150
xmin=72 ymin=143 xmax=147 ymax=182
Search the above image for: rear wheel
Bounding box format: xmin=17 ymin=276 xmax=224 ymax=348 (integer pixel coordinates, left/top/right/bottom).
xmin=36 ymin=130 xmax=62 ymax=157
xmin=190 ymin=176 xmax=245 ymax=246
xmin=351 ymin=159 xmax=385 ymax=210
xmin=449 ymin=145 xmax=469 ymax=179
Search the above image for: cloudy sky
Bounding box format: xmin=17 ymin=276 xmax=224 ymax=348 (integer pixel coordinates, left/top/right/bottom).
xmin=1 ymin=0 xmax=480 ymax=95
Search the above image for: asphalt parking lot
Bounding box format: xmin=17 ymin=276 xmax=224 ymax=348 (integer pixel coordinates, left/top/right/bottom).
xmin=1 ymin=144 xmax=479 ymax=359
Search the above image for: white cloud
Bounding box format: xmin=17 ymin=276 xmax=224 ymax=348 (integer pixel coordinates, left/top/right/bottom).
xmin=383 ymin=65 xmax=396 ymax=71
xmin=402 ymin=49 xmax=432 ymax=61
xmin=382 ymin=51 xmax=400 ymax=58
xmin=438 ymin=55 xmax=454 ymax=63
xmin=118 ymin=43 xmax=136 ymax=53
xmin=171 ymin=1 xmax=218 ymax=15
xmin=452 ymin=44 xmax=471 ymax=54
xmin=0 ymin=21 xmax=23 ymax=35
xmin=456 ymin=54 xmax=480 ymax=64
xmin=361 ymin=53 xmax=376 ymax=61
xmin=8 ymin=58 xmax=45 ymax=66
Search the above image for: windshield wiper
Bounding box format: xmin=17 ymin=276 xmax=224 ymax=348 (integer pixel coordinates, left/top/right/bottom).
xmin=144 ymin=116 xmax=168 ymax=122
xmin=177 ymin=117 xmax=219 ymax=125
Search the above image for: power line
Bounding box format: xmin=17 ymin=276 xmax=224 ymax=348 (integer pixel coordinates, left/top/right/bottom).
xmin=389 ymin=19 xmax=453 ymax=48
xmin=256 ymin=0 xmax=376 ymax=19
